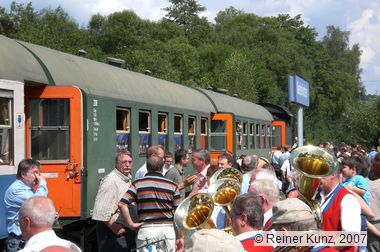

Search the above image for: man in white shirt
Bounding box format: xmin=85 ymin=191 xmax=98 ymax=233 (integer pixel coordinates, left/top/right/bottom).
xmin=190 ymin=149 xmax=210 ymax=195
xmin=163 ymin=152 xmax=174 ymax=176
xmin=134 ymin=146 xmax=164 ymax=180
xmin=18 ymin=196 xmax=81 ymax=252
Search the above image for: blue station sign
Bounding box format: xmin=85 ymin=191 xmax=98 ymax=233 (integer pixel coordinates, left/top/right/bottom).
xmin=288 ymin=75 xmax=310 ymax=107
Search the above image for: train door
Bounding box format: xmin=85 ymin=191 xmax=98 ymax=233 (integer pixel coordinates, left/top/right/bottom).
xmin=272 ymin=121 xmax=286 ymax=151
xmin=25 ymin=86 xmax=82 ymax=217
xmin=0 ymin=80 xmax=25 ymax=238
xmin=210 ymin=113 xmax=234 ymax=165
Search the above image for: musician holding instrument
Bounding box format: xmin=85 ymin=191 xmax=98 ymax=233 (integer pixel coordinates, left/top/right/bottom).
xmin=318 ymin=169 xmax=361 ymax=252
xmin=270 ymin=198 xmax=337 ymax=252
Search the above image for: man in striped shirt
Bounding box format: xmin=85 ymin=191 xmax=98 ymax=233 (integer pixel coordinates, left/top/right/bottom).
xmin=119 ymin=145 xmax=182 ymax=252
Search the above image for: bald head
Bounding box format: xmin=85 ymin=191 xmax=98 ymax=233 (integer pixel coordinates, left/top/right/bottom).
xmin=19 ymin=196 xmax=56 ymax=228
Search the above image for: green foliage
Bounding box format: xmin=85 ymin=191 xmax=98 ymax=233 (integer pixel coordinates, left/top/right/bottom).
xmin=1 ymin=0 xmax=374 ymax=147
xmin=337 ymin=97 xmax=380 ymax=148
xmin=214 ymin=6 xmax=244 ymax=25
xmin=164 ymin=0 xmax=205 ymax=23
xmin=217 ymin=51 xmax=258 ymax=102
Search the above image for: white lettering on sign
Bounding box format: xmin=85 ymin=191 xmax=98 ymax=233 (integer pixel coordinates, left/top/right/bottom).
xmin=42 ymin=173 xmax=59 ymax=178
xmin=296 ymin=82 xmax=308 ymax=97
xmin=92 ymin=99 xmax=100 ymax=142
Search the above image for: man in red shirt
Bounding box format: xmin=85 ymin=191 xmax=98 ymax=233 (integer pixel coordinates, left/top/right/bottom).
xmin=230 ymin=194 xmax=272 ymax=252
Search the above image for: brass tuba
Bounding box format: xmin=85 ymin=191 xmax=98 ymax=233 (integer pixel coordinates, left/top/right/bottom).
xmin=174 ymin=193 xmax=216 ymax=232
xmin=289 ymin=145 xmax=339 ymax=228
xmin=209 ymin=167 xmax=243 ymax=185
xmin=173 ymin=167 xmax=242 ymax=234
xmin=208 ymin=167 xmax=242 ymax=233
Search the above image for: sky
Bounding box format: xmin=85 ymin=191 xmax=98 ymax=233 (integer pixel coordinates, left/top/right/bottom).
xmin=3 ymin=0 xmax=380 ymax=95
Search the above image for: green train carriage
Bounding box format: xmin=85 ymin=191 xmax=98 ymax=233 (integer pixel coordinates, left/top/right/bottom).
xmin=0 ymin=35 xmax=273 ymax=249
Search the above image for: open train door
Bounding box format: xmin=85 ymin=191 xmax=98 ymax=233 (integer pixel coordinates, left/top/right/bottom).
xmin=25 ymin=86 xmax=82 ymax=217
xmin=210 ymin=113 xmax=234 ymax=165
xmin=272 ymin=121 xmax=286 ymax=151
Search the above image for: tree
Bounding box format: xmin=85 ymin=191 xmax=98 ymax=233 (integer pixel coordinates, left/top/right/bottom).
xmin=217 ymin=51 xmax=258 ymax=102
xmin=214 ymin=6 xmax=244 ymax=25
xmin=163 ymin=0 xmax=206 ymax=36
xmin=0 ymin=2 xmax=38 ymax=37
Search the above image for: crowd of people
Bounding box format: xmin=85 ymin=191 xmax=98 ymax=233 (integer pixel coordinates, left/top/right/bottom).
xmin=4 ymin=140 xmax=380 ymax=252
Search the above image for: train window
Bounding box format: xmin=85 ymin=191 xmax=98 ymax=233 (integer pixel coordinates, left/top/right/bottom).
xmin=158 ymin=113 xmax=167 ymax=133
xmin=262 ymin=124 xmax=266 ymax=148
xmin=188 ymin=116 xmax=196 ymax=152
xmin=158 ymin=113 xmax=167 ymax=151
xmin=174 ymin=114 xmax=183 ymax=151
xmin=211 ymin=120 xmax=226 ymax=151
xmin=250 ymin=123 xmax=255 ymax=149
xmin=200 ymin=118 xmax=207 ymax=149
xmin=139 ymin=110 xmax=151 ymax=156
xmin=236 ymin=122 xmax=242 ymax=150
xmin=0 ymin=97 xmax=12 ymax=164
xmin=30 ymin=99 xmax=69 ymax=161
xmin=272 ymin=125 xmax=281 ymax=148
xmin=116 ymin=108 xmax=130 ymax=150
xmin=242 ymin=122 xmax=248 ymax=150
xmin=255 ymin=124 xmax=260 ymax=149
xmin=267 ymin=125 xmax=271 ymax=148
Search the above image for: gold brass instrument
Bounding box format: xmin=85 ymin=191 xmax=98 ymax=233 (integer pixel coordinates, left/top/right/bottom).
xmin=208 ymin=167 xmax=242 ymax=233
xmin=289 ymin=145 xmax=339 ymax=228
xmin=209 ymin=167 xmax=243 ymax=185
xmin=173 ymin=167 xmax=242 ymax=234
xmin=208 ymin=178 xmax=241 ymax=213
xmin=174 ymin=193 xmax=215 ymax=232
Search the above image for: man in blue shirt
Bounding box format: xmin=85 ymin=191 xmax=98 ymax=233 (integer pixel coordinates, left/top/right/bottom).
xmin=4 ymin=159 xmax=48 ymax=252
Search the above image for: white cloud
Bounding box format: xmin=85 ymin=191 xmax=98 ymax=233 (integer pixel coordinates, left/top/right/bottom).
xmin=348 ymin=7 xmax=380 ymax=76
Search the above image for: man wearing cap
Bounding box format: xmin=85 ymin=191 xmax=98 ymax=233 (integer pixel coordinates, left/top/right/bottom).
xmin=318 ymin=170 xmax=361 ymax=252
xmin=270 ymin=198 xmax=339 ymax=252
xmin=186 ymin=229 xmax=244 ymax=252
xmin=230 ymin=194 xmax=272 ymax=252
xmin=270 ymin=197 xmax=317 ymax=231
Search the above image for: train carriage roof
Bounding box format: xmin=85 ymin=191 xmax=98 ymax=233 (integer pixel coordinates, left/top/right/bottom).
xmin=0 ymin=35 xmax=272 ymax=121
xmin=0 ymin=35 xmax=215 ymax=113
xmin=200 ymin=89 xmax=273 ymax=121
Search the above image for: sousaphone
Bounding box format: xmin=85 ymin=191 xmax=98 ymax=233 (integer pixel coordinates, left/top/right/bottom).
xmin=289 ymin=145 xmax=339 ymax=228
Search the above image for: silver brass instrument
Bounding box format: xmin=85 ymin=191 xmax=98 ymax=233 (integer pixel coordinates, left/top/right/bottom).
xmin=289 ymin=145 xmax=339 ymax=228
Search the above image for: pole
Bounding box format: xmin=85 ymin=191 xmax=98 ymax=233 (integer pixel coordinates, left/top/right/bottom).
xmin=297 ymin=106 xmax=303 ymax=147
